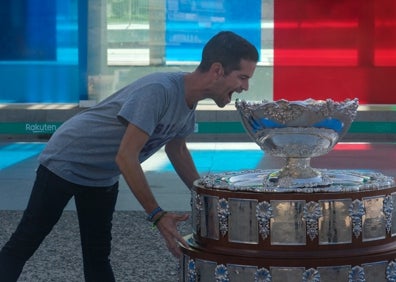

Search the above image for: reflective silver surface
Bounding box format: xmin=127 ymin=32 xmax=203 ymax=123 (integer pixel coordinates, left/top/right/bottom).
xmin=235 ymin=98 xmax=359 ymax=188
xmin=362 ymin=196 xmax=386 ymax=241
xmin=317 ymin=265 xmax=351 ymax=282
xmin=193 ymin=171 xmax=396 ymax=246
xmin=227 ymin=264 xmax=257 ymax=281
xmin=318 ymin=199 xmax=352 ymax=244
xmin=199 ymin=195 xmax=219 ymax=240
xmin=270 ymin=267 xmax=305 ymax=282
xmin=270 ymin=200 xmax=306 ymax=245
xmin=228 ymin=198 xmax=259 ymax=244
xmin=363 ymin=261 xmax=388 ymax=282
xmin=196 ymin=259 xmax=217 ymax=282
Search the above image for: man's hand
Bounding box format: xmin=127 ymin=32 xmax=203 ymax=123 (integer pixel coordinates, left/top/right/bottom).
xmin=155 ymin=212 xmax=189 ymax=258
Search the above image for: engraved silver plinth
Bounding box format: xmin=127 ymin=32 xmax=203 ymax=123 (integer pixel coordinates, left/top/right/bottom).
xmin=235 ymin=98 xmax=359 ymax=188
xmin=195 ymin=169 xmax=395 ymax=245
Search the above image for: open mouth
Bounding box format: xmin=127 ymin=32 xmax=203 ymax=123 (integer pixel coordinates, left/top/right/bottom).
xmin=228 ymin=91 xmax=233 ymax=100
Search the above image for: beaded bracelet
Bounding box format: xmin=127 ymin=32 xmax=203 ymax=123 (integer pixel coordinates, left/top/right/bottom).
xmin=152 ymin=211 xmax=167 ymax=228
xmin=146 ymin=206 xmax=163 ymax=222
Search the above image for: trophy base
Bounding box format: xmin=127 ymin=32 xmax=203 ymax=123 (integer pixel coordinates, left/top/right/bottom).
xmin=179 ymin=169 xmax=396 ymax=281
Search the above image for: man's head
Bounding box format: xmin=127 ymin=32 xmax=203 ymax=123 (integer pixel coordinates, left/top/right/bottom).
xmin=197 ymin=31 xmax=259 ymax=75
xmin=194 ymin=31 xmax=258 ymax=108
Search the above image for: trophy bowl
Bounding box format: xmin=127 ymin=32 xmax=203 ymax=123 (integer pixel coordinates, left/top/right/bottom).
xmin=235 ymin=98 xmax=359 ymax=188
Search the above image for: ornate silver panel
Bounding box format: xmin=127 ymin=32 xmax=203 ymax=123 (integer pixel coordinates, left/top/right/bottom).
xmin=270 ymin=267 xmax=305 ymax=282
xmin=196 ymin=259 xmax=217 ymax=282
xmin=318 ymin=199 xmax=352 ymax=245
xmin=363 ymin=261 xmax=387 ymax=282
xmin=317 ymin=265 xmax=351 ymax=282
xmin=270 ymin=200 xmax=306 ymax=245
xmin=200 ymin=195 xmax=219 ymax=240
xmin=228 ymin=198 xmax=259 ymax=244
xmin=227 ymin=264 xmax=257 ymax=281
xmin=362 ymin=196 xmax=386 ymax=242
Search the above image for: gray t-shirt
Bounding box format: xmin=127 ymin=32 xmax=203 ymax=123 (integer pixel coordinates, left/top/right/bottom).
xmin=38 ymin=72 xmax=196 ymax=187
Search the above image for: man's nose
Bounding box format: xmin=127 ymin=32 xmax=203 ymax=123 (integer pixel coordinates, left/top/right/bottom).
xmin=241 ymin=80 xmax=249 ymax=91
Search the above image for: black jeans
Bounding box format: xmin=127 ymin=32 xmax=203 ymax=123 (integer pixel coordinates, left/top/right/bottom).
xmin=0 ymin=165 xmax=119 ymax=282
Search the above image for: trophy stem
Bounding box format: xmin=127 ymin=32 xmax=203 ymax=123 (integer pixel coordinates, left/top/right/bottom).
xmin=282 ymin=157 xmax=318 ymax=179
xmin=266 ymin=157 xmax=333 ymax=188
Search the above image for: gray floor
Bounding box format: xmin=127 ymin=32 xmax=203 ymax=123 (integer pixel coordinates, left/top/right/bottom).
xmin=0 ymin=142 xmax=195 ymax=281
xmin=0 ymin=210 xmax=188 ymax=282
xmin=0 ymin=141 xmax=395 ymax=281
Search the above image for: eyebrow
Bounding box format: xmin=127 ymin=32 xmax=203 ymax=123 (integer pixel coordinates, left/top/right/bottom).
xmin=239 ymin=74 xmax=251 ymax=79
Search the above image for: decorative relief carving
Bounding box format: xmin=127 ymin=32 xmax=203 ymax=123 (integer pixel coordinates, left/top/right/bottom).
xmin=349 ymin=199 xmax=365 ymax=238
xmin=218 ymin=198 xmax=230 ymax=237
xmin=303 ymin=201 xmax=323 ymax=241
xmin=256 ymin=201 xmax=273 ymax=240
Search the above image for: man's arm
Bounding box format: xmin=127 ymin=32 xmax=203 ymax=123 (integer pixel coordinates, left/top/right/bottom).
xmin=165 ymin=138 xmax=200 ymax=189
xmin=116 ymin=123 xmax=189 ymax=257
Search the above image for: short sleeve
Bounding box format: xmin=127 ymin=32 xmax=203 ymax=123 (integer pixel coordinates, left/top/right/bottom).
xmin=117 ymin=84 xmax=168 ymax=135
xmin=175 ymin=113 xmax=196 ymax=138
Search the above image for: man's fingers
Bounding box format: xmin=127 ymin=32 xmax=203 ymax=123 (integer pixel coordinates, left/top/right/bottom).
xmin=156 ymin=212 xmax=190 ymax=258
xmin=174 ymin=213 xmax=189 ymax=222
xmin=174 ymin=232 xmax=188 ymax=248
xmin=171 ymin=213 xmax=189 ymax=247
xmin=164 ymin=235 xmax=184 ymax=258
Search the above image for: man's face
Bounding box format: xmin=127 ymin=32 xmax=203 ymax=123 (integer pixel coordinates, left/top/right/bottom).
xmin=213 ymin=59 xmax=257 ymax=108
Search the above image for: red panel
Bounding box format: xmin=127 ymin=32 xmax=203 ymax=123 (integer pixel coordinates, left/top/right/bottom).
xmin=274 ymin=0 xmax=396 ymax=104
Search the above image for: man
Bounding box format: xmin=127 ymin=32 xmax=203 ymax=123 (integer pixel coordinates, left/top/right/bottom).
xmin=0 ymin=31 xmax=258 ymax=281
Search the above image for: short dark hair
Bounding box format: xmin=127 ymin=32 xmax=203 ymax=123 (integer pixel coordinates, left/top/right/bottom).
xmin=197 ymin=31 xmax=259 ymax=75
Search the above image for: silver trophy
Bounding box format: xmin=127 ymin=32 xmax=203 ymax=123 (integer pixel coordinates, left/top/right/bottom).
xmin=181 ymin=98 xmax=396 ymax=282
xmin=235 ymin=98 xmax=359 ymax=188
xmin=180 ymin=99 xmax=396 ymax=282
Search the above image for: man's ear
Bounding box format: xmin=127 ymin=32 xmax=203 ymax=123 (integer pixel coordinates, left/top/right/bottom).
xmin=210 ymin=62 xmax=224 ymax=79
